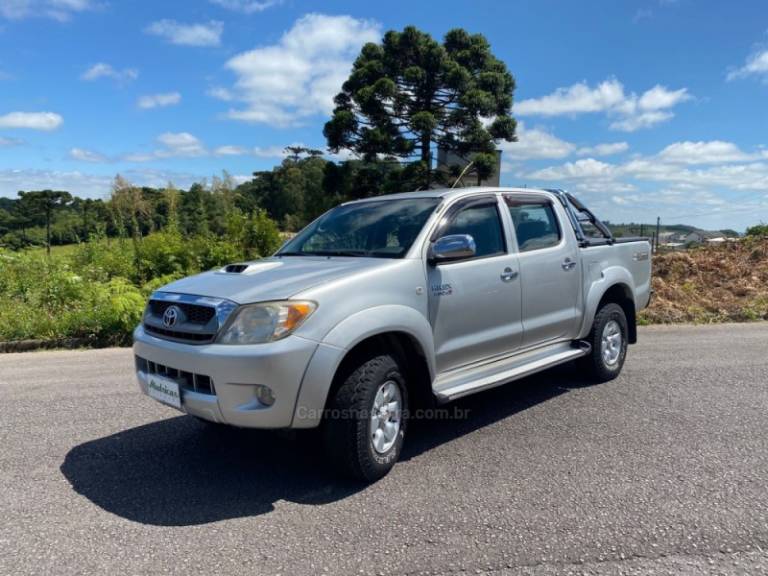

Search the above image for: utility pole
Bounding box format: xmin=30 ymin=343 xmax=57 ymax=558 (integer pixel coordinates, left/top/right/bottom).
xmin=655 ymin=216 xmax=661 ymax=253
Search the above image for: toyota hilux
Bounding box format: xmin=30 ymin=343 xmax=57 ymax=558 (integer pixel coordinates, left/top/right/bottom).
xmin=133 ymin=187 xmax=652 ymax=481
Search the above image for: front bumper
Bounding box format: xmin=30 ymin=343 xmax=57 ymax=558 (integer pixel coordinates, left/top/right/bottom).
xmin=132 ymin=325 xmax=318 ymax=428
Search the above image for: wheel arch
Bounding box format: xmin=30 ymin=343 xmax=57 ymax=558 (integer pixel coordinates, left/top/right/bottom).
xmin=597 ymin=283 xmax=637 ymax=343
xmin=291 ymin=305 xmax=435 ymax=428
xmin=579 ymin=267 xmax=638 ymax=344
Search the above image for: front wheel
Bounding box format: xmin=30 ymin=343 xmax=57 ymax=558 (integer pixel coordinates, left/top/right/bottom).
xmin=323 ymin=354 xmax=408 ymax=482
xmin=580 ymin=303 xmax=628 ymax=383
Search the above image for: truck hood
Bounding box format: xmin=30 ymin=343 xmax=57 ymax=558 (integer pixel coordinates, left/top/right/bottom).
xmin=158 ymin=256 xmax=399 ymax=304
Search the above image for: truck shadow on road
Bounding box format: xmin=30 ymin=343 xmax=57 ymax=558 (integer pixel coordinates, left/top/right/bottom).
xmin=60 ymin=364 xmax=593 ymax=526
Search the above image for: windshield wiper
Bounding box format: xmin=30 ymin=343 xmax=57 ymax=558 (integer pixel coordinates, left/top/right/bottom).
xmin=306 ymin=250 xmax=369 ymax=257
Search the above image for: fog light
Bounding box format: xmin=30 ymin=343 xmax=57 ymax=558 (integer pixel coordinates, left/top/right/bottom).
xmin=255 ymin=385 xmax=275 ymax=407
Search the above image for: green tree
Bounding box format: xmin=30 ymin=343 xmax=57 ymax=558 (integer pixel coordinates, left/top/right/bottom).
xmin=162 ymin=182 xmax=181 ymax=233
xmin=17 ymin=190 xmax=73 ymax=255
xmin=110 ymin=176 xmax=150 ymax=279
xmin=324 ymin=26 xmax=517 ymax=189
xmin=236 ymin=156 xmax=332 ymax=228
xmin=181 ymin=183 xmax=210 ymax=236
xmin=746 ymin=224 xmax=768 ymax=237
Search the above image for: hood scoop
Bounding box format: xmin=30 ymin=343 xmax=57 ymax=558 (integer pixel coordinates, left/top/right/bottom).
xmin=219 ymin=261 xmax=284 ymax=275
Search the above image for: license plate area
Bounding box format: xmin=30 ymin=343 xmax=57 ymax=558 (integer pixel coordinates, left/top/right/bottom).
xmin=147 ymin=374 xmax=182 ymax=409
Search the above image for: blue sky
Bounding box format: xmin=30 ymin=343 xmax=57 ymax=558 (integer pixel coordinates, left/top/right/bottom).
xmin=1 ymin=0 xmax=767 ymax=230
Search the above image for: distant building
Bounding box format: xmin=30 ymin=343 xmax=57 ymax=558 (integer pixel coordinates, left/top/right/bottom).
xmin=436 ymin=148 xmax=502 ymax=188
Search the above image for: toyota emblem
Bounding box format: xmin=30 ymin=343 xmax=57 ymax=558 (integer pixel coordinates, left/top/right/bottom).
xmin=162 ymin=305 xmax=181 ymax=328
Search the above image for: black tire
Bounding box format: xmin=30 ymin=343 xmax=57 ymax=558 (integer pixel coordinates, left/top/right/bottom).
xmin=580 ymin=303 xmax=628 ymax=383
xmin=323 ymin=354 xmax=408 ymax=482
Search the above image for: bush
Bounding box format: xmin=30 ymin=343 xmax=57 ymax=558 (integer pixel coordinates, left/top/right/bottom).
xmin=0 ymin=223 xmax=283 ymax=345
xmin=746 ymin=223 xmax=768 ymax=237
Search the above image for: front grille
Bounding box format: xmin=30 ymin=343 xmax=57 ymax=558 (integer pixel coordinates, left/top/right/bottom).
xmin=135 ymin=355 xmax=215 ymax=395
xmin=144 ymin=324 xmax=215 ymax=343
xmin=149 ymin=300 xmax=216 ymax=325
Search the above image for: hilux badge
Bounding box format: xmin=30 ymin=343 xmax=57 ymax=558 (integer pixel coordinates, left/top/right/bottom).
xmin=431 ymin=283 xmax=453 ymax=296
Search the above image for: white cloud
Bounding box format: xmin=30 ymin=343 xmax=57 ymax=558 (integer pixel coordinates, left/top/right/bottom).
xmin=145 ymin=19 xmax=223 ymax=47
xmin=81 ymin=63 xmax=138 ymax=83
xmin=137 ymin=92 xmax=182 ymax=109
xmin=637 ymin=84 xmax=687 ymax=110
xmin=608 ymin=110 xmax=673 ymax=132
xmin=523 ymin=140 xmax=768 ymax=195
xmin=498 ymin=124 xmax=575 ymax=160
xmin=209 ymin=0 xmax=281 ymax=14
xmin=0 ymin=111 xmax=63 ymax=130
xmin=516 ymin=79 xmax=626 ymax=116
xmin=611 ymin=189 xmax=726 ymax=208
xmin=727 ymin=49 xmax=768 ymax=81
xmin=497 ymin=125 xmax=628 ymax=168
xmin=207 ymin=86 xmax=234 ymax=101
xmin=253 ymin=145 xmax=291 ymax=158
xmin=214 ymin=143 xmax=314 ymax=159
xmin=0 ymin=0 xmax=98 ymax=21
xmin=516 ymin=79 xmax=691 ymax=132
xmin=577 ymin=142 xmax=629 ymax=156
xmin=155 ymin=132 xmax=206 ymax=157
xmin=69 ymin=147 xmax=106 ymax=162
xmin=0 ymin=136 xmax=23 ymax=146
xmin=122 ymin=132 xmax=206 ymax=162
xmin=213 ymin=145 xmax=248 ymax=156
xmin=528 ymin=158 xmax=617 ymax=181
xmin=222 ymin=13 xmax=381 ymax=127
xmin=657 ymin=140 xmax=759 ymax=164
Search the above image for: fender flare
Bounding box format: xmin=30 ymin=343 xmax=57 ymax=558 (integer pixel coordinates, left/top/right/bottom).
xmin=291 ymin=305 xmax=435 ymax=428
xmin=578 ymin=266 xmax=636 ymax=340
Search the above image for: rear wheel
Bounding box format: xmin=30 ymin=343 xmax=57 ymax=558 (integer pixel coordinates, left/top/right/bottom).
xmin=323 ymin=354 xmax=408 ymax=482
xmin=581 ymin=303 xmax=628 ymax=382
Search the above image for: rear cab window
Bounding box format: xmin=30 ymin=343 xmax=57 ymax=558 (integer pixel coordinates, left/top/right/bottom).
xmin=504 ymin=196 xmax=562 ymax=252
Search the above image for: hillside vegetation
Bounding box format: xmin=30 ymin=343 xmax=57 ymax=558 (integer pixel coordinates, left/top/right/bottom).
xmin=0 ymin=224 xmax=281 ymax=347
xmin=641 ymin=237 xmax=768 ymax=324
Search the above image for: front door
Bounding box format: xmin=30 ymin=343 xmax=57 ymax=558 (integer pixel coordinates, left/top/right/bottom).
xmin=428 ymin=197 xmax=523 ymax=374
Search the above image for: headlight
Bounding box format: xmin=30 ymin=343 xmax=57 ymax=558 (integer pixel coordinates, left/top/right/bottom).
xmin=217 ymin=301 xmax=317 ymax=345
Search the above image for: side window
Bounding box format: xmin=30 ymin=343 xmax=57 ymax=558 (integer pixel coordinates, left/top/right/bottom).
xmin=506 ymin=201 xmax=561 ymax=252
xmin=441 ymin=203 xmax=505 ymax=259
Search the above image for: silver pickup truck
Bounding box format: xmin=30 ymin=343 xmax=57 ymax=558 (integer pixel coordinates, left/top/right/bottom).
xmin=133 ymin=187 xmax=652 ymax=480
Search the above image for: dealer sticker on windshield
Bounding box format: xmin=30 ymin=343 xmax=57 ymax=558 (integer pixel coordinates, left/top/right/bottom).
xmin=147 ymin=375 xmax=182 ymax=409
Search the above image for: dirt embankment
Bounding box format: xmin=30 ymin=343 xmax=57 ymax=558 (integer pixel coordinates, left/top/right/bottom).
xmin=640 ymin=237 xmax=768 ymax=324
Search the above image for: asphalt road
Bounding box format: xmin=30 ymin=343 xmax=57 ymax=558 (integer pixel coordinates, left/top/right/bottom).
xmin=2 ymin=323 xmax=768 ymax=575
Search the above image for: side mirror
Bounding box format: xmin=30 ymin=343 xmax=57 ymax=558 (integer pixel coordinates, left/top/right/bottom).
xmin=429 ymin=234 xmax=476 ymax=264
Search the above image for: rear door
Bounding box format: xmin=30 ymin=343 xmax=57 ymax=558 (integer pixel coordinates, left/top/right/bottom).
xmin=428 ymin=196 xmax=523 ymax=373
xmin=504 ymin=194 xmax=581 ymax=348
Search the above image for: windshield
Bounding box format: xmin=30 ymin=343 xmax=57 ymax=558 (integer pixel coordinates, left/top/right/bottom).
xmin=277 ymin=198 xmax=441 ymax=258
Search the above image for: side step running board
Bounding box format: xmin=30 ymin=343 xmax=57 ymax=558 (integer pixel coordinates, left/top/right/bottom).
xmin=435 ymin=343 xmax=590 ymax=403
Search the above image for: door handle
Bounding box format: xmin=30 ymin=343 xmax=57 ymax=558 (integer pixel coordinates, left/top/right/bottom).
xmin=562 ymin=258 xmax=577 ymax=271
xmin=500 ymin=267 xmax=518 ymax=281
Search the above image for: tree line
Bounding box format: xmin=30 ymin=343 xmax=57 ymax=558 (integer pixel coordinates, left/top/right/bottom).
xmin=0 ymin=151 xmax=458 ymax=252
